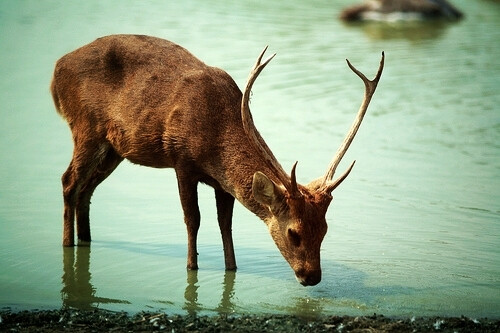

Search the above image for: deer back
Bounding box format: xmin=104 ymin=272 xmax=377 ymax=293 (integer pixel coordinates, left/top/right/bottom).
xmin=51 ymin=35 xmax=245 ymax=170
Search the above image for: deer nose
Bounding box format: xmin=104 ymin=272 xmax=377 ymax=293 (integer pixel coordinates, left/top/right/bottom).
xmin=295 ymin=270 xmax=321 ymax=286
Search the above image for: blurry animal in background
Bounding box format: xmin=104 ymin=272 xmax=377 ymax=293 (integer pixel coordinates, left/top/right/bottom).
xmin=340 ymin=0 xmax=463 ymax=22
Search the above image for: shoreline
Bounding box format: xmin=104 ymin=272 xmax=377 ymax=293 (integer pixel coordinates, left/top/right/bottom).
xmin=1 ymin=308 xmax=499 ymax=332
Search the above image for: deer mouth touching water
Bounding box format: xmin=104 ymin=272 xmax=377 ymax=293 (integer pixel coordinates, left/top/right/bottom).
xmin=51 ymin=35 xmax=384 ymax=286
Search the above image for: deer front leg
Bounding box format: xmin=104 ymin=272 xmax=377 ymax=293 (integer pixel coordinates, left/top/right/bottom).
xmin=215 ymin=189 xmax=236 ymax=271
xmin=176 ymin=171 xmax=201 ymax=270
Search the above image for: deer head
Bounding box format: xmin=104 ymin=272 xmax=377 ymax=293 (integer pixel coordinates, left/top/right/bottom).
xmin=241 ymin=48 xmax=384 ymax=286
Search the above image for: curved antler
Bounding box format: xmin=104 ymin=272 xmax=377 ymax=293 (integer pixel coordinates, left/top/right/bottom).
xmin=321 ymin=52 xmax=385 ymax=192
xmin=241 ymin=47 xmax=302 ymax=198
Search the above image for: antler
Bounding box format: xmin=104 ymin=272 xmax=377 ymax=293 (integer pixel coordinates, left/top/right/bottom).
xmin=241 ymin=47 xmax=302 ymax=198
xmin=321 ymin=52 xmax=385 ymax=192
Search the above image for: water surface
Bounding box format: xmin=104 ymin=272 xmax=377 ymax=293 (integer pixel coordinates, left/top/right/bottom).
xmin=0 ymin=0 xmax=499 ymax=318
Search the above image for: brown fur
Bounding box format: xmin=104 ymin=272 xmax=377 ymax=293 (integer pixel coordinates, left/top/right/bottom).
xmin=52 ymin=35 xmax=380 ymax=286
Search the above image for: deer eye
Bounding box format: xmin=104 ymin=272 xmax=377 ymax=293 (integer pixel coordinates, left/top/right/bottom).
xmin=287 ymin=228 xmax=301 ymax=247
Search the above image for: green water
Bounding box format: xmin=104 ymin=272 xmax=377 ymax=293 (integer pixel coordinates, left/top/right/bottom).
xmin=1 ymin=0 xmax=499 ymax=318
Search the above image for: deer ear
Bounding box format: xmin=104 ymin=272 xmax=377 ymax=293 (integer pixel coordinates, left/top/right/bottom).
xmin=252 ymin=171 xmax=284 ymax=207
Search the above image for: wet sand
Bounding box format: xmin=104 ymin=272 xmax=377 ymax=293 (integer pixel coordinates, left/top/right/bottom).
xmin=1 ymin=309 xmax=499 ymax=332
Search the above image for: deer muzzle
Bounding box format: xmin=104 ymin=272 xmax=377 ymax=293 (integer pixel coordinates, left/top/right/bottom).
xmin=295 ymin=268 xmax=322 ymax=286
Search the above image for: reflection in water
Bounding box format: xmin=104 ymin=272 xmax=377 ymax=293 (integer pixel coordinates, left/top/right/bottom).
xmin=183 ymin=270 xmax=202 ymax=316
xmin=345 ymin=20 xmax=453 ymax=41
xmin=289 ymin=297 xmax=324 ymax=319
xmin=61 ymin=247 xmax=130 ymax=309
xmin=183 ymin=270 xmax=236 ymax=316
xmin=216 ymin=271 xmax=236 ymax=315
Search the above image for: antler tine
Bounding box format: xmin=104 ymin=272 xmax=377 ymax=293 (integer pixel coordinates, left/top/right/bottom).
xmin=242 ymin=46 xmax=276 ymax=111
xmin=241 ymin=47 xmax=301 ymax=198
xmin=323 ymin=160 xmax=355 ymax=193
xmin=256 ymin=46 xmax=273 ymax=68
xmin=290 ymin=161 xmax=300 ymax=198
xmin=321 ymin=52 xmax=385 ymax=190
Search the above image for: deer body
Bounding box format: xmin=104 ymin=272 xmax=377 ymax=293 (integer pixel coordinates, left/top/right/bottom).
xmin=52 ymin=35 xmax=384 ymax=286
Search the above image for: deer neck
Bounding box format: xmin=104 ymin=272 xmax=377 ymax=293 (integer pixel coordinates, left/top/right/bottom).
xmin=212 ymin=141 xmax=280 ymax=222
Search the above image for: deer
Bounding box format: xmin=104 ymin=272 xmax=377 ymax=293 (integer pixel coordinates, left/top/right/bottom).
xmin=51 ymin=34 xmax=384 ymax=286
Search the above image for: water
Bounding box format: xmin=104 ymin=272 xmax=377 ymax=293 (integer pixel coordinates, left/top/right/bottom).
xmin=1 ymin=0 xmax=499 ymax=318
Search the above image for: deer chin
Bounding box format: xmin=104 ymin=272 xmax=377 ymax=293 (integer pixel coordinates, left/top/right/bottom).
xmin=295 ymin=268 xmax=322 ymax=286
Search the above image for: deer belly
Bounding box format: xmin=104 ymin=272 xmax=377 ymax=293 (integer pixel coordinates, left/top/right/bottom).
xmin=106 ymin=122 xmax=174 ymax=168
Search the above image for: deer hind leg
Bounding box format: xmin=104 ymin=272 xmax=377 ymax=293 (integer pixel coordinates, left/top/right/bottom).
xmin=215 ymin=189 xmax=236 ymax=270
xmin=62 ymin=140 xmax=122 ymax=246
xmin=176 ymin=170 xmax=201 ymax=270
xmin=75 ymin=146 xmax=123 ymax=245
xmin=62 ymin=160 xmax=78 ymax=247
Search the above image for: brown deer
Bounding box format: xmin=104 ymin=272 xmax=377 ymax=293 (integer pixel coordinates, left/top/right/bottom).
xmin=51 ymin=35 xmax=384 ymax=286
